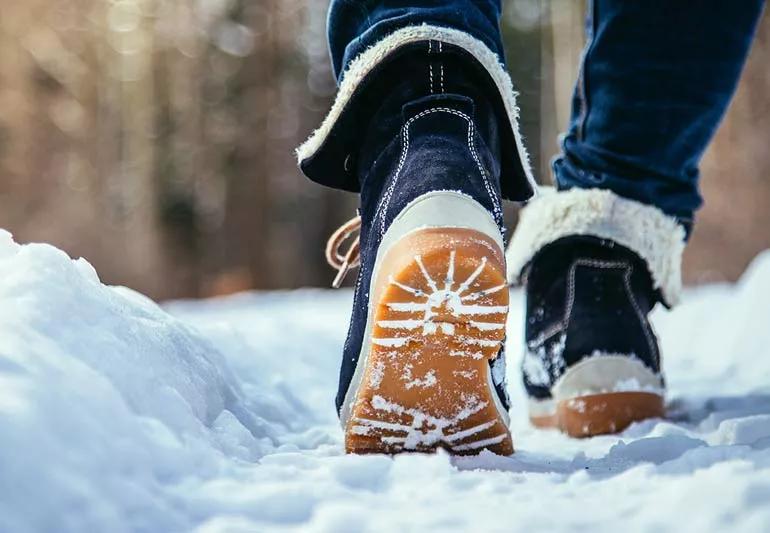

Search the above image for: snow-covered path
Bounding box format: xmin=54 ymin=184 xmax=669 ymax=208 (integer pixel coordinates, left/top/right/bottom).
xmin=1 ymin=229 xmax=769 ymax=532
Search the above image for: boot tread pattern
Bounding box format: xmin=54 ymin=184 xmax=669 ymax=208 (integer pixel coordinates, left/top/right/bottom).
xmin=345 ymin=228 xmax=513 ymax=455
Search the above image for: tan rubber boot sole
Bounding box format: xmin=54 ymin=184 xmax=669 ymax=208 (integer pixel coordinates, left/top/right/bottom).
xmin=345 ymin=228 xmax=514 ymax=455
xmin=530 ymin=391 xmax=665 ymax=438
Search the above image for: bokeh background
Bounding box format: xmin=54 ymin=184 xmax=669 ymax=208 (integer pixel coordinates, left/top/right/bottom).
xmin=1 ymin=0 xmax=768 ymax=300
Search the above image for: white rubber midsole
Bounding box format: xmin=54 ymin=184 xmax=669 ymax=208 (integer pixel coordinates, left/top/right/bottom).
xmin=339 ymin=191 xmax=509 ymax=428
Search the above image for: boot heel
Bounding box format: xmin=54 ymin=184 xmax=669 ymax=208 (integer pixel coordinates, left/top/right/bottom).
xmin=345 ymin=227 xmax=513 ymax=455
xmin=528 ymin=356 xmax=665 ymax=437
xmin=557 ymin=391 xmax=664 ymax=437
xmin=531 ymin=392 xmax=664 ymax=437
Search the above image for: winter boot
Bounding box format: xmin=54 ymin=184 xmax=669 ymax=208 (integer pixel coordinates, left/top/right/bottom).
xmin=297 ymin=27 xmax=536 ymax=454
xmin=507 ymin=188 xmax=686 ymax=437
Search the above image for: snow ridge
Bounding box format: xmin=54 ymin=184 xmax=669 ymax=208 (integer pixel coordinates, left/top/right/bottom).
xmin=2 ymin=230 xmax=770 ymax=532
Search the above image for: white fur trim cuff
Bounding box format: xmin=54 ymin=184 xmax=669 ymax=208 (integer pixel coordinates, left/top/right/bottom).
xmin=506 ymin=188 xmax=686 ymax=306
xmin=295 ymin=24 xmax=536 ymax=192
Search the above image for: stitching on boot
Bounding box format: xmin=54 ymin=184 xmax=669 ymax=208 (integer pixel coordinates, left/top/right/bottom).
xmin=620 ymin=264 xmax=658 ymax=364
xmin=374 ymin=107 xmax=503 ymax=236
xmin=438 ymin=41 xmax=445 ymax=93
xmin=296 ymin=25 xmax=538 ymax=194
xmin=428 ymin=41 xmax=435 ymax=94
xmin=559 ymin=258 xmax=656 ymax=361
xmin=529 ymin=259 xmax=633 ymax=349
xmin=342 ymin=266 xmax=365 ymax=357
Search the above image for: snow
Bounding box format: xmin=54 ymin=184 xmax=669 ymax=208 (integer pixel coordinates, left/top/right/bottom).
xmin=1 ymin=228 xmax=769 ymax=532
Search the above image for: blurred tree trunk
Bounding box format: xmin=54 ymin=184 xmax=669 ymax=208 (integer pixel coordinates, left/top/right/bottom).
xmin=111 ymin=0 xmax=165 ymax=296
xmin=211 ymin=1 xmax=274 ymax=293
xmin=540 ymin=0 xmax=584 ymax=178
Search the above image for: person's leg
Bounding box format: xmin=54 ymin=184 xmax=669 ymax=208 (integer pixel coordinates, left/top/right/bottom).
xmin=299 ymin=0 xmax=535 ymax=200
xmin=298 ymin=1 xmax=533 ymax=454
xmin=507 ymin=1 xmax=764 ymax=437
xmin=555 ymin=0 xmax=765 ymax=229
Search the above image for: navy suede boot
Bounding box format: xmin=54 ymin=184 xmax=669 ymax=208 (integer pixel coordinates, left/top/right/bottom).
xmin=298 ymin=27 xmax=536 ymax=454
xmin=507 ymin=188 xmax=686 ymax=437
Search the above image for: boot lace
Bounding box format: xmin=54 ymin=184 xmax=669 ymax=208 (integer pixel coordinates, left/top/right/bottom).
xmin=325 ymin=215 xmax=361 ymax=288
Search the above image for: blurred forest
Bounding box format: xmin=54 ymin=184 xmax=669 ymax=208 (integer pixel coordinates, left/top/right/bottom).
xmin=0 ymin=1 xmax=768 ymax=300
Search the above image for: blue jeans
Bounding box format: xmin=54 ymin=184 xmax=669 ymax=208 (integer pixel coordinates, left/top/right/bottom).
xmin=328 ymin=0 xmax=764 ymax=229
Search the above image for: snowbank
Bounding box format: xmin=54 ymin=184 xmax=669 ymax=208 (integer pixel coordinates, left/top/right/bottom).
xmin=1 ymin=230 xmax=769 ymax=532
xmin=0 ymin=230 xmax=297 ymax=532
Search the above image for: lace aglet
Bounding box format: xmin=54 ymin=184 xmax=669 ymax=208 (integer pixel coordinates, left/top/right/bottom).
xmin=332 ymin=261 xmax=351 ymax=289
